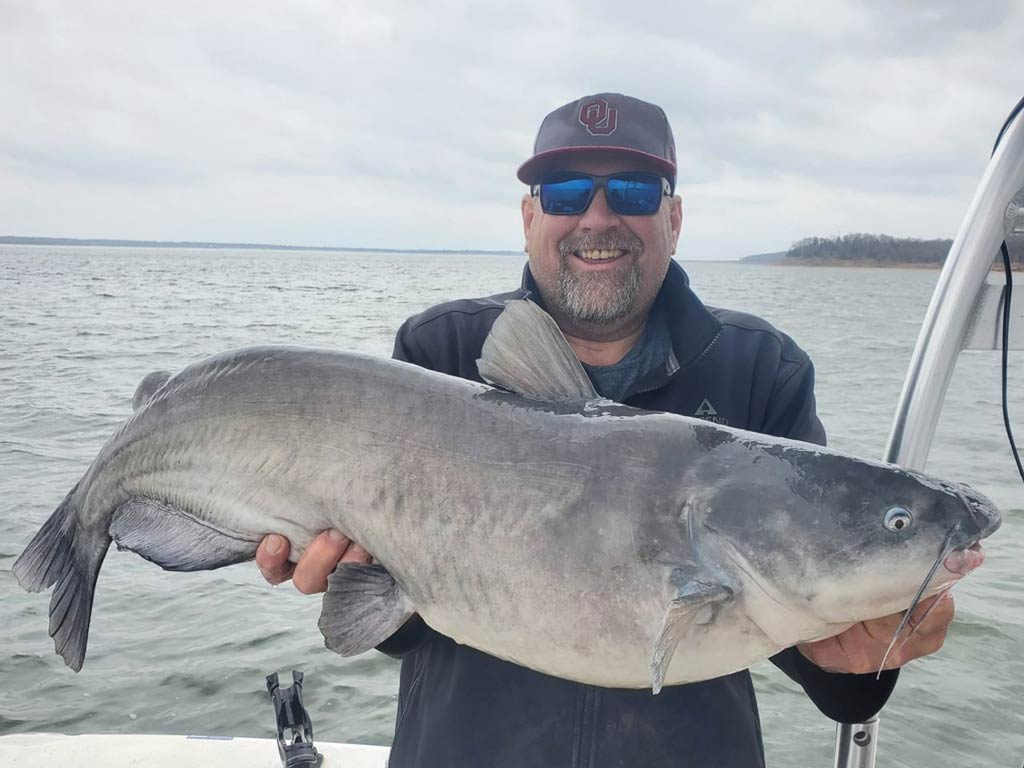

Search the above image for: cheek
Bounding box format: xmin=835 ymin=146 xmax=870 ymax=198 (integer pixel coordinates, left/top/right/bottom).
xmin=527 ymin=220 xmax=572 ymax=263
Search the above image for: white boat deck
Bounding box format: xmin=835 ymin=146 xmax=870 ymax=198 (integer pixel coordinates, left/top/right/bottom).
xmin=0 ymin=732 xmax=391 ymax=767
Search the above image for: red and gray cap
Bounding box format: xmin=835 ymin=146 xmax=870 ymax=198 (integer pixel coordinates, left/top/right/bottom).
xmin=517 ymin=93 xmax=677 ymax=190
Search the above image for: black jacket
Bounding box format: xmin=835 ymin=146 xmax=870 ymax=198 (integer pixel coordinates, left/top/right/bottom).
xmin=380 ymin=260 xmax=897 ymax=768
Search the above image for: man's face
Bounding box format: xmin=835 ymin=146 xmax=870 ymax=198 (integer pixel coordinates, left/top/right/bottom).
xmin=521 ymin=151 xmax=682 ymax=339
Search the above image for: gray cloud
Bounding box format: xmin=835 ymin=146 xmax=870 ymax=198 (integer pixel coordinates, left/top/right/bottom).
xmin=0 ymin=0 xmax=1020 ymax=257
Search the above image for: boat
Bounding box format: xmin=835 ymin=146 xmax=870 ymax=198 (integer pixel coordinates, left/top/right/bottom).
xmin=1 ymin=97 xmax=1020 ymax=768
xmin=832 ymin=95 xmax=1024 ymax=767
xmin=0 ymin=733 xmax=390 ymax=768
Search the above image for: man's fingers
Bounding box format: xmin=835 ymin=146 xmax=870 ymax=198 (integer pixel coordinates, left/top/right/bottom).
xmin=861 ymin=611 xmax=903 ymax=643
xmin=341 ymin=542 xmax=373 ymax=564
xmin=256 ymin=534 xmax=294 ymax=585
xmin=257 ymin=530 xmax=375 ymax=593
xmin=861 ymin=593 xmax=955 ymax=644
xmin=905 ymin=593 xmax=955 ymax=645
xmin=292 ymin=530 xmax=352 ymax=594
xmin=913 ymin=592 xmax=955 ymax=632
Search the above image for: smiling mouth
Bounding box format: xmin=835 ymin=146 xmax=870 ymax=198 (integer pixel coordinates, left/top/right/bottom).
xmin=575 ymin=249 xmax=626 ymax=262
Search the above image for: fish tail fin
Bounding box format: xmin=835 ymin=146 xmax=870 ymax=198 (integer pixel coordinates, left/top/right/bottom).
xmin=13 ymin=487 xmax=111 ymax=672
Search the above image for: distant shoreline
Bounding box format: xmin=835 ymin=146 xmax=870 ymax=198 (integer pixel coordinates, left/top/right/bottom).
xmin=0 ymin=235 xmax=522 ymax=256
xmin=770 ymin=257 xmax=1023 ymax=271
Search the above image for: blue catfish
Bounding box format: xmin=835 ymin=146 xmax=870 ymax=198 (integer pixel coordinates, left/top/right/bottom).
xmin=14 ymin=301 xmax=1000 ymax=690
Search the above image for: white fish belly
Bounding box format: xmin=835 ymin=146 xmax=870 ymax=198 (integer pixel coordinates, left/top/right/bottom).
xmin=417 ymin=600 xmax=785 ymax=688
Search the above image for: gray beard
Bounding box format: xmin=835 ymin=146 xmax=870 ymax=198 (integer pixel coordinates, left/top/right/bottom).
xmin=554 ymin=231 xmax=644 ymax=325
xmin=556 ymin=259 xmax=643 ymax=325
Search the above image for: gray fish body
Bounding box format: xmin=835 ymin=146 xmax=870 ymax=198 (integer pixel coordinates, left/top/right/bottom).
xmin=14 ymin=302 xmax=1001 ymax=687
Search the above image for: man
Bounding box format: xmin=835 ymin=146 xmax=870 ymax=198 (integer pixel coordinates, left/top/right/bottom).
xmin=258 ymin=93 xmax=954 ymax=767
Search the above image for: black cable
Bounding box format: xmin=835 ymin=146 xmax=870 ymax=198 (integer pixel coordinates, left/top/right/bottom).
xmin=992 ymin=95 xmax=1024 ymax=156
xmin=999 ymin=241 xmax=1024 ymax=482
xmin=992 ymin=99 xmax=1024 ymax=485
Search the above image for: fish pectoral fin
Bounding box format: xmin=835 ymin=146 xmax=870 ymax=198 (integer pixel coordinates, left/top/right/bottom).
xmin=319 ymin=563 xmax=413 ymax=656
xmin=476 ymin=299 xmax=600 ymax=402
xmin=650 ymin=582 xmax=734 ymax=695
xmin=109 ymin=498 xmax=260 ymax=572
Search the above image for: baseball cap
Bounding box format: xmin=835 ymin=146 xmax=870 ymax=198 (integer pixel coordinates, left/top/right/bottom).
xmin=517 ymin=93 xmax=677 ymax=190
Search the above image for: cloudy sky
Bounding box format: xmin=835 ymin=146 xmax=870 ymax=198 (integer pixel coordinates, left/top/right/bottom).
xmin=1 ymin=0 xmax=1021 ymax=259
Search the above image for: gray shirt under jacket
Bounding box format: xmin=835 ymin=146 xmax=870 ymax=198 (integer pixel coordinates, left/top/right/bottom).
xmin=377 ymin=260 xmax=898 ymax=768
xmin=582 ymin=304 xmax=673 ymax=402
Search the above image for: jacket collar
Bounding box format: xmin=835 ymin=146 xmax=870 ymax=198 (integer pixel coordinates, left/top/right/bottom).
xmin=517 ymin=259 xmax=722 ymax=373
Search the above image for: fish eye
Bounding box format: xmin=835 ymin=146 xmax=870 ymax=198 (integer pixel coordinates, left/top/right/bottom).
xmin=883 ymin=506 xmax=914 ymax=532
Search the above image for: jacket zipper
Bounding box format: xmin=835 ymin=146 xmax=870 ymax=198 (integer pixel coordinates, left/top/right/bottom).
xmin=573 ymin=684 xmax=597 ymax=768
xmin=628 ymin=327 xmax=724 ymax=401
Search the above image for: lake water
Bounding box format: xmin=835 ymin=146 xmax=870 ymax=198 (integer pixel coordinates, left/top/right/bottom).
xmin=1 ymin=246 xmax=1021 ymax=767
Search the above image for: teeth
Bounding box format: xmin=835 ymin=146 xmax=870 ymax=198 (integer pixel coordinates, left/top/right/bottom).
xmin=577 ymin=249 xmax=623 ymax=261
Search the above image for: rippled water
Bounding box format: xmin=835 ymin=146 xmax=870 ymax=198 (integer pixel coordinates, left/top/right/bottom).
xmin=1 ymin=246 xmax=1021 ymax=767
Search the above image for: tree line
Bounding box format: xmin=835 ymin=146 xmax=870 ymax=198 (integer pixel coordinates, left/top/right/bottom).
xmin=786 ymin=233 xmax=1024 ymax=267
xmin=785 ymin=234 xmax=955 ymax=264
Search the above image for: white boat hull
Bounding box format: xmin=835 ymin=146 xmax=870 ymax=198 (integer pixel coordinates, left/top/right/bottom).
xmin=0 ymin=733 xmax=390 ymax=767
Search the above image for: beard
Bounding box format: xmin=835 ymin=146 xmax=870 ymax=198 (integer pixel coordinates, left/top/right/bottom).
xmin=554 ymin=230 xmax=645 ymax=325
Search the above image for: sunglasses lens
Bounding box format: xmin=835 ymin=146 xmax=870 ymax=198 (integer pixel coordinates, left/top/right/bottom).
xmin=539 ymin=177 xmax=594 ymax=215
xmin=538 ymin=173 xmax=666 ymax=215
xmin=606 ymin=174 xmax=663 ymax=215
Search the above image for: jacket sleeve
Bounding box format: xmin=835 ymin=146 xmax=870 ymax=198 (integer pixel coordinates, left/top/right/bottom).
xmin=763 ymin=354 xmax=899 ymax=723
xmin=374 ymin=319 xmax=443 ymax=659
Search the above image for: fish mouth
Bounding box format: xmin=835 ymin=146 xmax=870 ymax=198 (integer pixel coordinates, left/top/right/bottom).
xmin=943 ymin=541 xmax=985 ymax=577
xmin=876 ymin=524 xmax=984 ymax=673
xmin=953 ymin=482 xmax=1002 ymax=539
xmin=938 ymin=483 xmax=1000 ymax=579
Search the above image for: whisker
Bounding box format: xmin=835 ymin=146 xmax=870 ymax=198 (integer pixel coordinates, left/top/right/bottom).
xmin=876 ymin=526 xmax=959 ymax=678
xmin=892 ymin=585 xmax=953 ymax=655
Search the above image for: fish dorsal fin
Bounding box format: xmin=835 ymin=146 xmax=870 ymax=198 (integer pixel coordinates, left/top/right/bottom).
xmin=650 ymin=578 xmax=734 ymax=694
xmin=132 ymin=370 xmax=172 ymax=410
xmin=477 ymin=300 xmax=599 ymax=402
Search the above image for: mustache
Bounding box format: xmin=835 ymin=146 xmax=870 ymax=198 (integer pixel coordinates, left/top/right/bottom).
xmin=557 ymin=229 xmax=644 ymax=257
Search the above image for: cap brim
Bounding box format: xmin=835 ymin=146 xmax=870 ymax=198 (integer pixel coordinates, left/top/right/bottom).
xmin=517 ymin=146 xmax=677 ymax=186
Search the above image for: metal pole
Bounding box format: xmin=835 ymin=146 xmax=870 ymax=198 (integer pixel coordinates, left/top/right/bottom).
xmin=884 ymin=103 xmax=1024 ymax=469
xmin=832 ymin=98 xmax=1024 ymax=768
xmin=833 ymin=719 xmax=879 ymax=768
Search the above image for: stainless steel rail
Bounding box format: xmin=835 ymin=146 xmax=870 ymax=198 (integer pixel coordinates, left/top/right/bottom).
xmin=832 ymin=98 xmax=1024 ymax=768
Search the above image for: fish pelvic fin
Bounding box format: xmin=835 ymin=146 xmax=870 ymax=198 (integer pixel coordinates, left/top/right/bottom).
xmin=319 ymin=563 xmax=413 ymax=656
xmin=109 ymin=498 xmax=260 ymax=571
xmin=477 ymin=300 xmax=599 ymax=402
xmin=12 ymin=486 xmax=112 ymax=672
xmin=131 ymin=370 xmax=172 ymax=410
xmin=650 ymin=580 xmax=734 ymax=694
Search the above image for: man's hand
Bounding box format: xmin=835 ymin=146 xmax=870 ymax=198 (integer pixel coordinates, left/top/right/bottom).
xmin=256 ymin=530 xmax=372 ymax=593
xmin=797 ymin=592 xmax=955 ymax=674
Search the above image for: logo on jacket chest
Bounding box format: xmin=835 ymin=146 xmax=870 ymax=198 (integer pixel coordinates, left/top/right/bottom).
xmin=694 ymin=398 xmax=729 ymax=425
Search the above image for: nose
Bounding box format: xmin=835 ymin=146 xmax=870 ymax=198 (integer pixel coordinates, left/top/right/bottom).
xmin=577 ymin=187 xmax=622 ymax=230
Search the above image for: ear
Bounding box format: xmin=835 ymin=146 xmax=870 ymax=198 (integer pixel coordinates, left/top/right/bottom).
xmin=521 ymin=193 xmax=537 ymax=247
xmin=669 ymin=195 xmax=683 ymax=255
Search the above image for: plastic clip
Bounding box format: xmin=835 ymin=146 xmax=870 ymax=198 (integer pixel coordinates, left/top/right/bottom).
xmin=266 ymin=670 xmax=324 ymax=768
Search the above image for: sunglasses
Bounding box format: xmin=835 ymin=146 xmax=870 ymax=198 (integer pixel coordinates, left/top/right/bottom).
xmin=532 ymin=172 xmax=671 ymax=216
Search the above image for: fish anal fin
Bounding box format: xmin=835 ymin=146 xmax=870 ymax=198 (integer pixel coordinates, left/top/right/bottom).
xmin=650 ymin=581 xmax=734 ymax=694
xmin=109 ymin=498 xmax=259 ymax=572
xmin=319 ymin=563 xmax=413 ymax=656
xmin=477 ymin=300 xmax=599 ymax=402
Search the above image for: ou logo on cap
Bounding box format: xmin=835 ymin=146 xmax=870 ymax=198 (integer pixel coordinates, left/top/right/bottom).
xmin=578 ymin=99 xmax=618 ymax=136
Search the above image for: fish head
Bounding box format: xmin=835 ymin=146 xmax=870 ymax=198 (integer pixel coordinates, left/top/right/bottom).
xmin=695 ymin=442 xmax=1001 ymax=626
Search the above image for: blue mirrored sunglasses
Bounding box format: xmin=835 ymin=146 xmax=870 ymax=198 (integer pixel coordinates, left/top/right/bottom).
xmin=531 ymin=172 xmax=671 ymax=216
